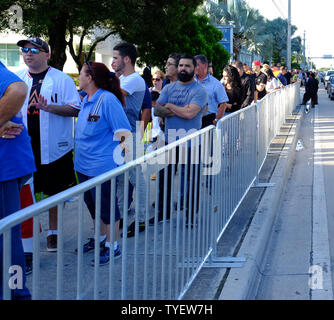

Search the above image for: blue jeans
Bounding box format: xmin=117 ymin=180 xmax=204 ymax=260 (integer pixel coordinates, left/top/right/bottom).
xmin=0 ymin=174 xmax=32 ymax=300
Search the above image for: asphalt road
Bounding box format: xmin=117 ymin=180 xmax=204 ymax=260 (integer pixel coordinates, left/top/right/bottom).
xmin=255 ymin=85 xmax=334 ymax=299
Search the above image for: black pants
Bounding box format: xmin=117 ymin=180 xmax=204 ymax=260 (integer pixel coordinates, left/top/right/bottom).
xmin=201 ymin=113 xmax=216 ymax=129
xmin=158 ymin=146 xmax=201 ymax=220
xmin=302 ymin=92 xmax=318 ymax=107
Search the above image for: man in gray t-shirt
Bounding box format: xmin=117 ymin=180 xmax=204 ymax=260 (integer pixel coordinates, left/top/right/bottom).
xmin=155 ymin=56 xmax=208 ymax=143
xmin=112 ymin=42 xmax=147 ymax=238
xmin=151 ymin=54 xmax=208 ymax=225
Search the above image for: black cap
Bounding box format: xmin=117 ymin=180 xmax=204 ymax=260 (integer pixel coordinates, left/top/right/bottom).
xmin=17 ymin=37 xmax=49 ymax=53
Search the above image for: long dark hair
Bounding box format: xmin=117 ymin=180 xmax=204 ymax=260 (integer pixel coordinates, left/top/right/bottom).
xmin=264 ymin=68 xmax=276 ymax=81
xmin=223 ymin=65 xmax=241 ymax=88
xmin=84 ymin=62 xmax=125 ymax=106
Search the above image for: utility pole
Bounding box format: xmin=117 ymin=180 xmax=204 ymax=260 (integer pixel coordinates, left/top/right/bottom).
xmin=303 ymin=31 xmax=306 ymax=70
xmin=287 ymin=0 xmax=291 ymax=70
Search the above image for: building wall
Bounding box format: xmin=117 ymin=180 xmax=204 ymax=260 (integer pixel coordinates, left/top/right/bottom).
xmin=0 ymin=30 xmax=123 ymax=74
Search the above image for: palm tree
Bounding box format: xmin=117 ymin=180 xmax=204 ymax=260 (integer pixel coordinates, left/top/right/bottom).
xmin=200 ymin=1 xmax=271 ymax=61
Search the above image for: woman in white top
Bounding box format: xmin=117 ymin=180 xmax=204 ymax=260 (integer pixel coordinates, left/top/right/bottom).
xmin=149 ymin=70 xmax=165 ymax=151
xmin=263 ymin=66 xmax=279 ymax=93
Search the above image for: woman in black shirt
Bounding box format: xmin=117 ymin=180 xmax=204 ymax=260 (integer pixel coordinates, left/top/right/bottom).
xmin=222 ymin=65 xmax=242 ymax=114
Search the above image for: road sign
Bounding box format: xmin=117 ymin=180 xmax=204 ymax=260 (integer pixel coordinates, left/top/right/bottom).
xmin=216 ymin=25 xmax=234 ymax=56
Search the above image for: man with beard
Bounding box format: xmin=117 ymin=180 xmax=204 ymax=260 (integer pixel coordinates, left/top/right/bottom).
xmin=150 ymin=54 xmax=208 ymax=225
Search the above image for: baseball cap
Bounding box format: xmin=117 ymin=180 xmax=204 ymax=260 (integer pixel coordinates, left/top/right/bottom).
xmin=17 ymin=37 xmax=49 ymax=53
xmin=253 ymin=60 xmax=261 ymax=66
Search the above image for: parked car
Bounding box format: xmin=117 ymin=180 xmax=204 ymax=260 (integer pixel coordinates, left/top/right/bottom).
xmin=324 ymin=70 xmax=334 ymax=89
xmin=327 ymin=76 xmax=334 ymax=100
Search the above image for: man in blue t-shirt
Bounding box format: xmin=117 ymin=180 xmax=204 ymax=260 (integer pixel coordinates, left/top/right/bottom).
xmin=152 ymin=54 xmax=208 ymax=225
xmin=0 ymin=62 xmax=36 ymax=300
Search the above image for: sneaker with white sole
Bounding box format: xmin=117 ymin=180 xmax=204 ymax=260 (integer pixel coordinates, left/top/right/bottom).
xmin=75 ymin=237 xmax=106 ymax=254
xmin=91 ymin=245 xmax=121 ymax=266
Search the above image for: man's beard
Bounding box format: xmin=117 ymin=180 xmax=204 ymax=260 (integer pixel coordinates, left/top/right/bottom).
xmin=115 ymin=60 xmax=126 ymax=73
xmin=178 ymin=70 xmax=194 ymax=82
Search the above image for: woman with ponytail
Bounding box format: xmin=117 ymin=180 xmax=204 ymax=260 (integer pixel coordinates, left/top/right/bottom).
xmin=75 ymin=61 xmax=131 ymax=265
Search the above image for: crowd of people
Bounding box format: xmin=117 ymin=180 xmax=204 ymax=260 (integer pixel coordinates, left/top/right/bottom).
xmin=1 ymin=36 xmax=310 ymax=299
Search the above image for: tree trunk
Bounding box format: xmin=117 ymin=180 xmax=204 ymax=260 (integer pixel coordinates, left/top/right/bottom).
xmin=48 ymin=17 xmax=68 ymax=71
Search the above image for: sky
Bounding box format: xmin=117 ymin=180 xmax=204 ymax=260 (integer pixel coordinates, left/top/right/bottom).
xmin=246 ymin=0 xmax=334 ymax=69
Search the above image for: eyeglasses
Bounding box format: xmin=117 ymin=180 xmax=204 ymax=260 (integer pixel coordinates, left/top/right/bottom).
xmin=21 ymin=47 xmax=45 ymax=54
xmin=152 ymin=78 xmax=161 ymax=81
xmin=165 ymin=62 xmax=177 ymax=67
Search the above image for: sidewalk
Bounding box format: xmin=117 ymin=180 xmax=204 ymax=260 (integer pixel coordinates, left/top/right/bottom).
xmin=218 ymin=86 xmax=334 ymax=300
xmin=24 ymin=103 xmax=302 ymax=300
xmin=184 ymin=106 xmax=303 ymax=300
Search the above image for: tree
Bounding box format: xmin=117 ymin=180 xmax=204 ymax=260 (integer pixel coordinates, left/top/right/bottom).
xmin=1 ymin=0 xmax=208 ymax=71
xmin=0 ymin=0 xmax=123 ymax=70
xmin=265 ymin=18 xmax=301 ymax=65
xmin=107 ymin=1 xmax=230 ymax=75
xmin=200 ymin=0 xmax=267 ymax=61
xmin=115 ymin=12 xmax=229 ymax=77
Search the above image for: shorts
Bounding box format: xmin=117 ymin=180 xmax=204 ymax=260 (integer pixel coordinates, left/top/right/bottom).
xmin=76 ymin=172 xmax=120 ymax=225
xmin=33 ymin=151 xmax=76 ymax=196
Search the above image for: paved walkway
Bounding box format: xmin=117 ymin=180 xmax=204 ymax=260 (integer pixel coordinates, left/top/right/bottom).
xmin=220 ymin=85 xmax=334 ymax=300
xmin=23 ymin=91 xmax=302 ymax=300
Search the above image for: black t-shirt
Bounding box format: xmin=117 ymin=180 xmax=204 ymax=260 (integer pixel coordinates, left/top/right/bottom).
xmin=284 ymin=72 xmax=292 ymax=85
xmin=255 ymin=72 xmax=267 ymax=100
xmin=226 ymin=86 xmax=242 ymax=113
xmin=240 ymin=73 xmax=255 ymax=108
xmin=27 ymin=68 xmax=49 ymax=165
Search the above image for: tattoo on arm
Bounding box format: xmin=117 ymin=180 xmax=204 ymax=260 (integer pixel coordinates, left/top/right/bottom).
xmin=154 ymin=105 xmax=175 ymax=118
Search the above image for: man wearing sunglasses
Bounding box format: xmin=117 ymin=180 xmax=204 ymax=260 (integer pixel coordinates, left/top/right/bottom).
xmin=16 ymin=37 xmax=81 ymax=255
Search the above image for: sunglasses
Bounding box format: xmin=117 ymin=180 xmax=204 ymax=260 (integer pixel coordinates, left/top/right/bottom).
xmin=152 ymin=78 xmax=161 ymax=81
xmin=21 ymin=47 xmax=45 ymax=54
xmin=84 ymin=53 xmax=94 ymax=76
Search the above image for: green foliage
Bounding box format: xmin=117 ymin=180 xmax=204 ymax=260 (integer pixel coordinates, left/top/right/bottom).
xmin=1 ymin=0 xmax=217 ymax=72
xmin=200 ymin=1 xmax=266 ymax=61
xmin=199 ymin=2 xmax=302 ymax=66
xmin=110 ymin=1 xmax=230 ymax=73
xmin=264 ymin=18 xmax=301 ymax=65
xmin=118 ymin=13 xmax=230 ymax=76
xmin=291 ymin=62 xmax=301 ymax=70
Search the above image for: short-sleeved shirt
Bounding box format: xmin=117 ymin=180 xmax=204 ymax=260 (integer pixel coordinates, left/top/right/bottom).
xmin=255 ymin=72 xmax=268 ymax=100
xmin=195 ymin=74 xmax=228 ymax=114
xmin=277 ymin=73 xmax=287 ymax=86
xmin=157 ymin=80 xmax=208 ymax=143
xmin=0 ymin=62 xmax=36 ymax=181
xmin=120 ymin=72 xmax=146 ymax=132
xmin=141 ymin=85 xmax=152 ymax=110
xmin=74 ymin=89 xmax=131 ymax=177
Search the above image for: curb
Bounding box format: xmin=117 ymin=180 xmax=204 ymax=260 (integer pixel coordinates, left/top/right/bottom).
xmin=218 ymin=107 xmax=303 ymax=300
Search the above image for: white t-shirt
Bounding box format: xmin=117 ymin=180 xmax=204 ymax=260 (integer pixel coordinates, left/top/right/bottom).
xmin=120 ymin=72 xmax=146 ymax=132
xmin=266 ymin=78 xmax=279 ymax=92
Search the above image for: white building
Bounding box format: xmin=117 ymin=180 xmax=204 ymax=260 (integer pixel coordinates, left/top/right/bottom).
xmin=0 ymin=30 xmax=121 ymax=74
